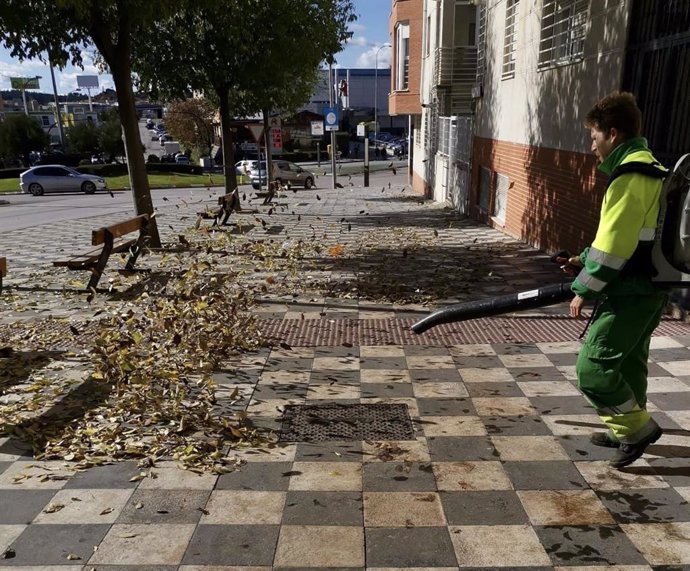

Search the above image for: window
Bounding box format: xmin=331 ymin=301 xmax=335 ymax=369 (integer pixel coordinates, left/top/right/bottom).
xmin=476 ymin=6 xmax=487 ymax=87
xmin=538 ymin=0 xmax=588 ymax=68
xmin=502 ymin=0 xmax=519 ymax=78
xmin=41 ymin=115 xmax=50 ymax=126
xmin=395 ymin=22 xmax=410 ymax=91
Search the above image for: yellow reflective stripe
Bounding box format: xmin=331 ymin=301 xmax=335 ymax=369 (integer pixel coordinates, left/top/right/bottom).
xmin=639 ymin=227 xmax=656 ymax=240
xmin=596 ymin=396 xmax=639 ymax=416
xmin=588 ymin=247 xmax=626 ymax=270
xmin=576 ymin=269 xmax=607 ymax=291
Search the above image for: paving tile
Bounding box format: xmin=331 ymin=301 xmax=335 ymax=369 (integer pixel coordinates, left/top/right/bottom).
xmin=0 ymin=525 xmax=25 ymax=553
xmin=182 ymin=525 xmax=279 ymax=566
xmin=511 ymin=366 xmax=570 ymax=382
xmin=492 ymin=435 xmax=570 ymax=461
xmin=483 ymin=415 xmax=553 ymax=436
xmin=0 ymin=461 xmax=73 ymax=490
xmin=518 ymin=490 xmax=615 ymax=525
xmin=138 ymin=462 xmax=217 ymax=489
xmin=657 ymin=361 xmax=690 ymax=377
xmin=230 ymin=444 xmax=296 ymax=463
xmin=361 ymin=382 xmax=415 ymax=398
xmin=623 ymin=522 xmax=690 ymax=564
xmin=531 ymin=395 xmax=596 ymax=415
xmin=403 ymin=345 xmax=451 ymax=356
xmin=306 ymin=384 xmax=361 ymax=400
xmin=360 ymin=346 xmax=406 ymax=357
xmin=295 ymin=441 xmax=363 ymax=462
xmin=427 ymin=436 xmax=498 ymax=462
xmin=364 ymin=491 xmax=445 ymax=526
xmin=646 ymin=457 xmax=690 ymax=487
xmin=536 ymin=524 xmax=648 ymax=566
xmin=201 ymin=491 xmax=285 ymax=524
xmin=63 ymin=461 xmax=141 ymax=489
xmin=311 ymin=356 xmax=360 ymax=371
xmin=452 ymin=355 xmax=504 ymax=368
xmin=519 ymin=380 xmax=582 ymax=396
xmin=597 ymin=488 xmax=690 ymax=523
xmin=409 ymin=368 xmax=463 ymax=382
xmin=464 ymin=381 xmax=524 ymax=397
xmin=362 ymin=462 xmax=436 ymax=491
xmin=558 ymin=434 xmax=624 ymax=461
xmin=309 ymin=370 xmax=361 ymax=384
xmin=459 ymin=367 xmax=514 ymax=383
xmin=282 ymin=491 xmax=362 ymax=525
xmin=448 ymin=344 xmax=496 ymax=357
xmin=261 ymin=370 xmax=310 ymax=384
xmin=472 ymin=397 xmax=538 ymax=416
xmin=360 ymin=356 xmax=407 ymax=370
xmin=646 ymin=376 xmax=690 ymax=393
xmin=288 ymin=462 xmax=362 ymax=491
xmin=440 ymin=490 xmax=529 ymax=525
xmin=274 ymin=525 xmax=364 ymax=567
xmin=0 ymin=463 xmax=10 ymax=476
xmin=263 ymin=357 xmax=314 ymax=372
xmin=416 ymin=398 xmax=476 ymax=416
xmin=365 ymin=527 xmax=458 ymax=567
xmin=361 ymin=439 xmax=431 ymax=463
xmin=33 ymin=488 xmax=134 ymax=524
xmin=5 ymin=523 xmax=110 ymax=565
xmin=0 ymin=438 xmax=32 ymax=462
xmin=432 ymin=461 xmax=512 ymax=491
xmin=406 ymin=355 xmax=456 ymax=369
xmin=576 ymin=461 xmax=669 ymax=491
xmin=215 ymin=462 xmax=292 ymax=490
xmin=115 ymin=489 xmax=210 ymax=524
xmin=536 ymin=341 xmax=583 ymax=353
xmin=413 ymin=382 xmax=469 ymax=398
xmin=498 ymin=353 xmax=554 ymax=368
xmin=449 ymin=524 xmax=551 ymax=567
xmin=503 ymin=461 xmax=588 ymax=490
xmin=419 ymin=415 xmax=487 ymax=437
xmin=254 ymin=383 xmax=309 ymax=399
xmin=648 ymin=392 xmax=690 ymax=410
xmin=360 ymin=369 xmax=411 ymax=383
xmin=0 ymin=490 xmax=57 ymax=524
xmin=542 ymin=414 xmax=605 ymax=436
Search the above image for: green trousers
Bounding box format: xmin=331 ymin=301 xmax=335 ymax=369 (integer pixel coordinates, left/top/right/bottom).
xmin=576 ymin=291 xmax=667 ymax=443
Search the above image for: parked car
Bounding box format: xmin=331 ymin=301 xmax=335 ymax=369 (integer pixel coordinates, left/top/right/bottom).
xmin=175 ymin=155 xmax=190 ymax=165
xmin=155 ymin=123 xmax=166 ymax=132
xmin=145 ymin=119 xmax=155 ymax=129
xmin=249 ymin=160 xmax=316 ymax=190
xmin=235 ymin=160 xmax=258 ymax=175
xmin=20 ymin=165 xmax=107 ymax=196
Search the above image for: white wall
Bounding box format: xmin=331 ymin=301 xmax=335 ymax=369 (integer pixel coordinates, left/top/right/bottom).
xmin=474 ymin=0 xmax=631 ymax=153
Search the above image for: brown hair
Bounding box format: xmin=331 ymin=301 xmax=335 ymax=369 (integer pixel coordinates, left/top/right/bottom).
xmin=585 ymin=91 xmax=642 ymax=139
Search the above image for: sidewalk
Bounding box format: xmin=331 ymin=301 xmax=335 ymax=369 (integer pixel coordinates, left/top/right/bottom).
xmin=1 ymin=169 xmax=690 ymax=568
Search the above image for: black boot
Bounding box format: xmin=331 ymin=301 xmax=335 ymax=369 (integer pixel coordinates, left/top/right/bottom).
xmin=590 ymin=432 xmax=620 ymax=448
xmin=609 ymin=425 xmax=663 ymax=469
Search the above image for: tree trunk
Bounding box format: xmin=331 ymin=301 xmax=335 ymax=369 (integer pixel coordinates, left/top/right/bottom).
xmin=110 ymin=55 xmax=161 ymax=247
xmin=217 ymin=85 xmax=238 ymax=199
xmin=263 ymin=109 xmax=274 ymax=204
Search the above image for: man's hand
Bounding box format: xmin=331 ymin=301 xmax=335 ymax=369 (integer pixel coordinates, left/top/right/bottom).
xmin=570 ymin=295 xmax=586 ymax=318
xmin=556 ymin=255 xmax=583 ymax=277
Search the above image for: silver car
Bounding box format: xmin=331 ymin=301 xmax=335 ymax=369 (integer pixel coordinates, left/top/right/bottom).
xmin=249 ymin=160 xmax=316 ymax=190
xmin=20 ymin=165 xmax=108 ymax=196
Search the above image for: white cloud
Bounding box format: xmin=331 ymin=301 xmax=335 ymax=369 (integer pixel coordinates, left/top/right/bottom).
xmin=349 ymin=22 xmax=367 ymax=33
xmin=356 ymin=44 xmax=392 ymax=68
xmin=347 ymin=35 xmax=371 ymax=47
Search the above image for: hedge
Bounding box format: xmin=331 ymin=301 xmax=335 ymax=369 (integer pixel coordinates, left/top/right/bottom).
xmin=0 ymin=168 xmax=27 ymax=179
xmin=1 ymin=163 xmax=205 ymax=180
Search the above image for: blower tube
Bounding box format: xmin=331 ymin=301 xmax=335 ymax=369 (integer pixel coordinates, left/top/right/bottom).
xmin=411 ymin=280 xmax=576 ymax=334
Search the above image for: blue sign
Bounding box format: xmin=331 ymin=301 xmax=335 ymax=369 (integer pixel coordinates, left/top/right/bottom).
xmin=324 ymin=106 xmax=339 ymax=131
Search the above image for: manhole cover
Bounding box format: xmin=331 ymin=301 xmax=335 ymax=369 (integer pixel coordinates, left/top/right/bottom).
xmin=278 ymin=403 xmax=415 ymax=442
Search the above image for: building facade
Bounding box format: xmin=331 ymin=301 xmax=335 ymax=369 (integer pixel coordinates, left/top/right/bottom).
xmin=405 ymin=0 xmax=690 ymax=255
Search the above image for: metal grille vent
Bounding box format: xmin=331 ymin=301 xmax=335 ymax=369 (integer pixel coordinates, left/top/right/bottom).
xmin=278 ymin=403 xmax=415 ymax=442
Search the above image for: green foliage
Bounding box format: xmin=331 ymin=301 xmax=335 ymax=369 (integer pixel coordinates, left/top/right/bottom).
xmin=99 ymin=109 xmax=125 ymax=160
xmin=0 ymin=114 xmax=49 ymax=164
xmin=67 ymin=120 xmax=101 ymax=153
xmin=165 ymin=98 xmax=215 ymax=155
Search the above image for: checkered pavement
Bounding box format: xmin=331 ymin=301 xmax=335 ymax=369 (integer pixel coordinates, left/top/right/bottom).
xmin=2 ymin=176 xmax=690 ymax=567
xmin=2 ymin=336 xmax=690 ymax=568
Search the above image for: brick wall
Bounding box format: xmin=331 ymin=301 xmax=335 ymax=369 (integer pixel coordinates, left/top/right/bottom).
xmin=470 ymin=136 xmax=608 ymax=255
xmin=390 ymin=0 xmax=422 ymax=116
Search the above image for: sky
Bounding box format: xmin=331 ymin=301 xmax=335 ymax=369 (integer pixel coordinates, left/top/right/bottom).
xmin=0 ymin=0 xmax=393 ymax=97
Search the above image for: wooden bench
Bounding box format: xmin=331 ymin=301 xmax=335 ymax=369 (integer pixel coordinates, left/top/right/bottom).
xmin=0 ymin=257 xmax=6 ymax=294
xmin=53 ymin=214 xmax=150 ymax=291
xmin=198 ymin=191 xmax=240 ymax=226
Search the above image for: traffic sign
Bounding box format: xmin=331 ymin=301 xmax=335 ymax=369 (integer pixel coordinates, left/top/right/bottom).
xmin=269 ymin=116 xmax=282 ymax=129
xmin=311 ymin=121 xmax=324 ymax=136
xmin=271 ymin=127 xmax=283 ymax=153
xmin=248 ymin=125 xmax=265 ymax=142
xmin=324 ymin=106 xmax=339 ymax=131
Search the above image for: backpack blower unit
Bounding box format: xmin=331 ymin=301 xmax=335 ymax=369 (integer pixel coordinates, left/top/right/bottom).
xmin=412 ymin=153 xmax=690 ymax=335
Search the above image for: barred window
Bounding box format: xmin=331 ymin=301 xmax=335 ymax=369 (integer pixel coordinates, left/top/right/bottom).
xmin=476 ymin=5 xmax=487 ymax=86
xmin=41 ymin=115 xmax=50 ymax=126
xmin=502 ymin=0 xmax=519 ymax=78
xmin=538 ymin=0 xmax=588 ymax=68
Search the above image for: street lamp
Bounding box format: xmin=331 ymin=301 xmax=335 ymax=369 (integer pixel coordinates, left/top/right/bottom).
xmin=374 ymin=43 xmax=391 ymax=141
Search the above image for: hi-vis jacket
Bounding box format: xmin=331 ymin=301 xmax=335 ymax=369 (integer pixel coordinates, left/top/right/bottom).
xmin=572 ymin=138 xmax=667 ymax=300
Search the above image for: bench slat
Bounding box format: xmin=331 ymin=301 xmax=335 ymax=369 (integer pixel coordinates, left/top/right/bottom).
xmin=54 ymin=239 xmax=137 ymax=268
xmin=92 ymin=214 xmax=149 ymax=245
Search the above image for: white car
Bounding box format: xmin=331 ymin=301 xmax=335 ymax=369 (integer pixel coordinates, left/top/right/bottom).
xmin=235 ymin=160 xmax=258 ymax=175
xmin=20 ymin=165 xmax=107 ymax=196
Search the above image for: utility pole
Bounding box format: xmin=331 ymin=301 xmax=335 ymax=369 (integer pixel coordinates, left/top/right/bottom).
xmin=328 ymin=62 xmax=338 ymax=190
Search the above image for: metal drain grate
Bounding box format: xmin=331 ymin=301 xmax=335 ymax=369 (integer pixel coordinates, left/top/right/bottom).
xmin=278 ymin=403 xmax=415 ymax=442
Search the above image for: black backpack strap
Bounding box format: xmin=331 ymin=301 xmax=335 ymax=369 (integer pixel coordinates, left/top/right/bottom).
xmin=608 ymin=161 xmax=667 ymax=186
